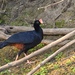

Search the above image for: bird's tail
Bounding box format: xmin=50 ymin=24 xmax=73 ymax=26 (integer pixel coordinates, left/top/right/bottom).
xmin=0 ymin=41 xmax=8 ymax=49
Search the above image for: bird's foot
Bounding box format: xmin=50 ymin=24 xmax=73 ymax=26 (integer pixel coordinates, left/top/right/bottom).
xmin=26 ymin=60 xmax=35 ymax=65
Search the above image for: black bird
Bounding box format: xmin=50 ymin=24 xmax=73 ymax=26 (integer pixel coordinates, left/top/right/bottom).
xmin=0 ymin=19 xmax=43 ymax=63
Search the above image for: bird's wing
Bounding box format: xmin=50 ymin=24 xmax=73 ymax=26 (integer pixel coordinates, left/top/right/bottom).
xmin=6 ymin=31 xmax=38 ymax=44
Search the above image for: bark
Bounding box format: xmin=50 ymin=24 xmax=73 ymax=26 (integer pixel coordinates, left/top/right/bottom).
xmin=0 ymin=30 xmax=75 ymax=72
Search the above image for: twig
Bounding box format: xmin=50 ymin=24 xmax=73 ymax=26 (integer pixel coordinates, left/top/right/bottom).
xmin=38 ymin=0 xmax=64 ymax=10
xmin=0 ymin=0 xmax=6 ymax=14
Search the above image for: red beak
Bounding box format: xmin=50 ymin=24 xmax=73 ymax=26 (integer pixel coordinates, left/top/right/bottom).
xmin=39 ymin=19 xmax=43 ymax=24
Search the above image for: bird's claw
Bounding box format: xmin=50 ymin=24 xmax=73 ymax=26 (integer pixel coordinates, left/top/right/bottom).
xmin=26 ymin=60 xmax=35 ymax=65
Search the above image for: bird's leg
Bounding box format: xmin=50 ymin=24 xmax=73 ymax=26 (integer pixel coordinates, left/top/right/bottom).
xmin=15 ymin=54 xmax=19 ymax=61
xmin=15 ymin=50 xmax=24 ymax=61
xmin=23 ymin=53 xmax=30 ymax=64
xmin=23 ymin=53 xmax=35 ymax=64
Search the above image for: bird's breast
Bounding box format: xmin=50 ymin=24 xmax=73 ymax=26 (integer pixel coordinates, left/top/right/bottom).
xmin=10 ymin=43 xmax=25 ymax=50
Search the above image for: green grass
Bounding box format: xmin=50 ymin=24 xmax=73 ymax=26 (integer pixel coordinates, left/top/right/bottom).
xmin=4 ymin=59 xmax=11 ymax=63
xmin=34 ymin=66 xmax=48 ymax=75
xmin=0 ymin=70 xmax=11 ymax=75
xmin=55 ymin=52 xmax=63 ymax=61
xmin=71 ymin=67 xmax=75 ymax=73
xmin=0 ymin=18 xmax=5 ymax=24
xmin=66 ymin=60 xmax=72 ymax=66
xmin=55 ymin=20 xmax=65 ymax=28
xmin=53 ymin=64 xmax=60 ymax=69
xmin=29 ymin=43 xmax=45 ymax=53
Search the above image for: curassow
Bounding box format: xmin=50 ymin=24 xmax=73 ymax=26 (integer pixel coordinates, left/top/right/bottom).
xmin=0 ymin=19 xmax=43 ymax=63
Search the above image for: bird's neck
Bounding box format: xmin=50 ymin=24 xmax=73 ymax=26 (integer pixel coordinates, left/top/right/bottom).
xmin=34 ymin=24 xmax=41 ymax=32
xmin=34 ymin=25 xmax=43 ymax=39
xmin=35 ymin=26 xmax=40 ymax=32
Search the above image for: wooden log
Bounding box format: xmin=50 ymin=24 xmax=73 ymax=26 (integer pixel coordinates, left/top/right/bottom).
xmin=27 ymin=39 xmax=75 ymax=75
xmin=0 ymin=31 xmax=11 ymax=40
xmin=42 ymin=39 xmax=70 ymax=46
xmin=43 ymin=28 xmax=75 ymax=35
xmin=0 ymin=26 xmax=75 ymax=35
xmin=0 ymin=30 xmax=75 ymax=72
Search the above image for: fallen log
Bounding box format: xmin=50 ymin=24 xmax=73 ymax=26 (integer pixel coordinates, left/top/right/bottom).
xmin=0 ymin=30 xmax=75 ymax=72
xmin=0 ymin=31 xmax=11 ymax=40
xmin=42 ymin=39 xmax=70 ymax=46
xmin=27 ymin=39 xmax=75 ymax=75
xmin=0 ymin=26 xmax=75 ymax=35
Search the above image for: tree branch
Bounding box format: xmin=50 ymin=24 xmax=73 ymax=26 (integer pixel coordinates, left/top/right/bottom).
xmin=38 ymin=0 xmax=64 ymax=10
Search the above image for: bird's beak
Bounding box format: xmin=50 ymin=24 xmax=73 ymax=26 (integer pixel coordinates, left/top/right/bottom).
xmin=39 ymin=19 xmax=43 ymax=24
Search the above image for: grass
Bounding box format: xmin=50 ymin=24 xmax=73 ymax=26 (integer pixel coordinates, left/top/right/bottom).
xmin=66 ymin=59 xmax=72 ymax=66
xmin=28 ymin=43 xmax=45 ymax=53
xmin=55 ymin=52 xmax=63 ymax=61
xmin=4 ymin=59 xmax=11 ymax=63
xmin=53 ymin=64 xmax=60 ymax=70
xmin=0 ymin=70 xmax=11 ymax=75
xmin=0 ymin=18 xmax=5 ymax=24
xmin=34 ymin=66 xmax=48 ymax=75
xmin=71 ymin=67 xmax=75 ymax=73
xmin=55 ymin=20 xmax=65 ymax=28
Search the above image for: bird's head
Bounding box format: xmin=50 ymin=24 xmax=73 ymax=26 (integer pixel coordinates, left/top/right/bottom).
xmin=33 ymin=19 xmax=43 ymax=27
xmin=33 ymin=19 xmax=43 ymax=31
xmin=34 ymin=19 xmax=43 ymax=25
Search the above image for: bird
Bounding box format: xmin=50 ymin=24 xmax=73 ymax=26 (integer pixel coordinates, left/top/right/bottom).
xmin=0 ymin=19 xmax=43 ymax=63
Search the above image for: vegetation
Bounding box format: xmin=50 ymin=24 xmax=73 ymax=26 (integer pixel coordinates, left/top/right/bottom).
xmin=34 ymin=66 xmax=48 ymax=75
xmin=55 ymin=20 xmax=65 ymax=28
